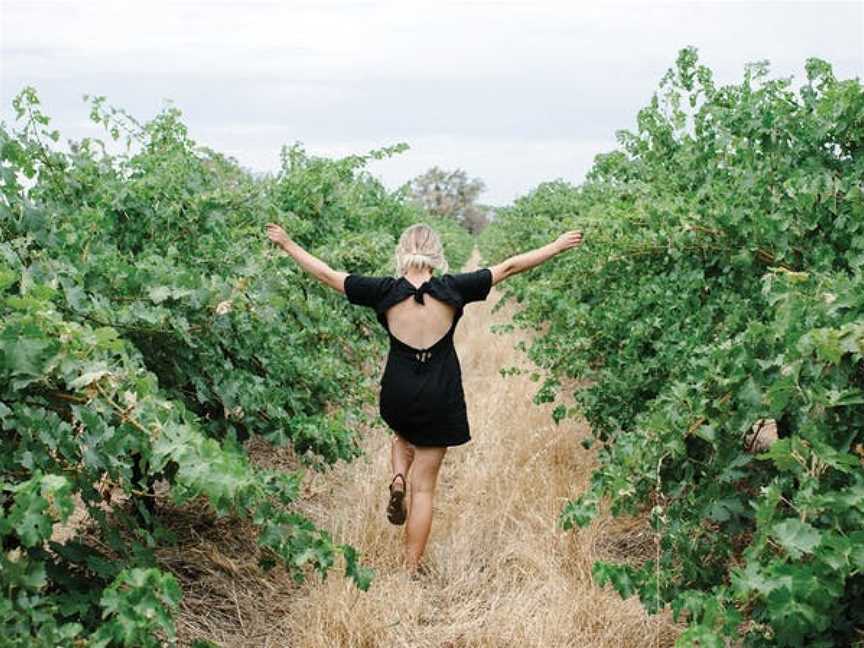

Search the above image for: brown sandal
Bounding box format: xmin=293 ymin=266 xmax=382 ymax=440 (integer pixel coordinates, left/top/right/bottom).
xmin=387 ymin=473 xmax=407 ymax=525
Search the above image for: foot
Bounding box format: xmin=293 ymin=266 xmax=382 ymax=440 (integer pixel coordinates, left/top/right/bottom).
xmin=387 ymin=473 xmax=407 ymax=525
xmin=407 ymin=561 xmax=432 ymax=581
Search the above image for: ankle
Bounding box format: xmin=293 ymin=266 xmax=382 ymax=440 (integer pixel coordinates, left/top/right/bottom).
xmin=390 ymin=472 xmax=406 ymax=492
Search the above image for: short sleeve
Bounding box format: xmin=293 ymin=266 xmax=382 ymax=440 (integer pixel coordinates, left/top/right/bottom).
xmin=448 ymin=267 xmax=492 ymax=305
xmin=344 ymin=274 xmax=393 ymax=309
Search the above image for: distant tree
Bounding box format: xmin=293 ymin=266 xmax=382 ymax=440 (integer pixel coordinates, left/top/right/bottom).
xmin=463 ymin=202 xmax=494 ymax=234
xmin=407 ymin=167 xmax=491 ymax=234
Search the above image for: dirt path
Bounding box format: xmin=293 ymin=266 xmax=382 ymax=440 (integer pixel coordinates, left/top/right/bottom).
xmin=277 ymin=249 xmax=682 ymax=647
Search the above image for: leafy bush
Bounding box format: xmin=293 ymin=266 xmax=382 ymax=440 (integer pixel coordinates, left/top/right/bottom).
xmin=0 ymin=88 xmax=472 ymax=645
xmin=480 ymin=49 xmax=864 ymax=646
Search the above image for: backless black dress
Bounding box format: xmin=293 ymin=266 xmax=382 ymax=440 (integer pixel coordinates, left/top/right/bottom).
xmin=344 ymin=267 xmax=493 ymax=447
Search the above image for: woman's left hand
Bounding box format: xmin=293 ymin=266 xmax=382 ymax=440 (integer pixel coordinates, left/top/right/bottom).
xmin=266 ymin=223 xmax=291 ymax=247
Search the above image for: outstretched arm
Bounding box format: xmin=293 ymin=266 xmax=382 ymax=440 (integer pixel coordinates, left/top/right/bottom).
xmin=488 ymin=230 xmax=583 ymax=286
xmin=266 ymin=223 xmax=348 ymax=293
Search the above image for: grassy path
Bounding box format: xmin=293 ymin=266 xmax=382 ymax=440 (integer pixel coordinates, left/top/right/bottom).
xmin=170 ymin=248 xmax=681 ymax=646
xmin=271 ymin=248 xmax=681 ymax=647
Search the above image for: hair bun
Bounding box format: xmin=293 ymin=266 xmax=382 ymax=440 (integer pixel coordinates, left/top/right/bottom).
xmin=394 ymin=223 xmax=449 ymax=276
xmin=401 ymin=252 xmax=433 ymax=267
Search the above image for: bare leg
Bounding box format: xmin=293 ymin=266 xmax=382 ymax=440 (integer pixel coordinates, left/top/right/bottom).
xmin=390 ymin=434 xmax=415 ymax=492
xmin=404 ymin=445 xmax=447 ymax=571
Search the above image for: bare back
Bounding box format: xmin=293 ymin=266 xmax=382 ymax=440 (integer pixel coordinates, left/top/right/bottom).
xmin=385 ymin=295 xmax=456 ymax=350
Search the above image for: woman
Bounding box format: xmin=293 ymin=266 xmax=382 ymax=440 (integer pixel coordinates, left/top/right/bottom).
xmin=265 ymin=222 xmax=583 ymax=573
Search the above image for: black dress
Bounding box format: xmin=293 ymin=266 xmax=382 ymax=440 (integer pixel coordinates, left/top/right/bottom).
xmin=344 ymin=267 xmax=493 ymax=447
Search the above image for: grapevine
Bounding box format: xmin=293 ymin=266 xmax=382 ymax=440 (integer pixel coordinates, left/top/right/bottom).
xmin=0 ymin=89 xmax=473 ymax=645
xmin=480 ymin=48 xmax=864 ymax=647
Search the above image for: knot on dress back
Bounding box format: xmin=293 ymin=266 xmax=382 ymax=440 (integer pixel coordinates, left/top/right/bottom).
xmin=410 ymin=282 xmax=432 ymax=304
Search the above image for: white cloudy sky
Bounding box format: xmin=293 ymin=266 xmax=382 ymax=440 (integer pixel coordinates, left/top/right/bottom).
xmin=1 ymin=0 xmax=862 ymax=205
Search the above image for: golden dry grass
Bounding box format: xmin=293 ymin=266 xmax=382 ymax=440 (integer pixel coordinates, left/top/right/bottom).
xmin=262 ymin=250 xmax=684 ymax=648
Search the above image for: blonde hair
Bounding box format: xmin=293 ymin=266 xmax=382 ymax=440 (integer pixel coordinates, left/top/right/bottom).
xmin=394 ymin=223 xmax=449 ymax=276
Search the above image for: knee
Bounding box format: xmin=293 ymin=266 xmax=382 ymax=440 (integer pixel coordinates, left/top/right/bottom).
xmin=392 ymin=435 xmax=415 ymax=457
xmin=410 ymin=473 xmax=437 ymax=496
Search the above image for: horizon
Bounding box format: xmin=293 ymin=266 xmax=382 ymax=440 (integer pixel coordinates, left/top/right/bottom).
xmin=2 ymin=1 xmax=862 ymax=206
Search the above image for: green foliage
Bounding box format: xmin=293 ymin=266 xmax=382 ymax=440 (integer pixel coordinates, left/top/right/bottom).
xmin=90 ymin=568 xmax=182 ymax=648
xmin=0 ymin=88 xmax=470 ymax=644
xmin=480 ymin=48 xmax=864 ymax=646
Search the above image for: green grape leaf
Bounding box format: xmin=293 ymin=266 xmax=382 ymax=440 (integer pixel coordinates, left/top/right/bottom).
xmin=771 ymin=519 xmax=822 ymax=559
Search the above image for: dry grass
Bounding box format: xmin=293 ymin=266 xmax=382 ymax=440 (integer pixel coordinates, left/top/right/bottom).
xmin=250 ymin=250 xmax=684 ymax=648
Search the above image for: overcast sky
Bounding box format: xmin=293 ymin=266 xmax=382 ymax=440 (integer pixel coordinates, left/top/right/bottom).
xmin=1 ymin=1 xmax=862 ymax=205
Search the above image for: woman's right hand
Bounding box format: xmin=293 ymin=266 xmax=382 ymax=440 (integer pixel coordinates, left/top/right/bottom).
xmin=555 ymin=230 xmax=583 ymax=252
